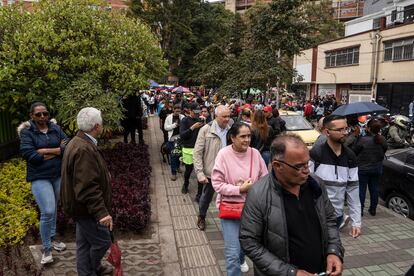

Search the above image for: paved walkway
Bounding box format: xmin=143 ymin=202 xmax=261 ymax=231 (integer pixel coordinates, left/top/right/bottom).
xmin=31 ymin=116 xmax=414 ymax=275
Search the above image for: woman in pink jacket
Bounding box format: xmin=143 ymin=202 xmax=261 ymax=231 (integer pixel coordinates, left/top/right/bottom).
xmin=212 ymin=122 xmax=268 ymax=276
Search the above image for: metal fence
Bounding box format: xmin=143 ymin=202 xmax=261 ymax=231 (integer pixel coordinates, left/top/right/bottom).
xmin=0 ymin=111 xmax=16 ymax=144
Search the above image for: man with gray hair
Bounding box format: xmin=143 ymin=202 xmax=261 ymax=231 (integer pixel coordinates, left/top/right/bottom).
xmin=193 ymin=105 xmax=232 ymax=231
xmin=61 ymin=107 xmax=113 ymax=276
xmin=240 ymin=134 xmax=344 ymax=276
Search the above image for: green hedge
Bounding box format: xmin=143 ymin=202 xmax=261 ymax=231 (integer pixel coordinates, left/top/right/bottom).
xmin=0 ymin=159 xmax=38 ymax=246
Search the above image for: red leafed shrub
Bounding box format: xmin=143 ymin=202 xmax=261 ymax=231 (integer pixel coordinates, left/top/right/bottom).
xmin=57 ymin=142 xmax=152 ymax=234
xmin=102 ymin=142 xmax=152 ymax=231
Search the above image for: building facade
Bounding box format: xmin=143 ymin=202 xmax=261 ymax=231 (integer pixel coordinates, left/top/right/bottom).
xmin=294 ymin=21 xmax=414 ymax=114
xmin=332 ymin=0 xmax=365 ymax=21
xmin=225 ymin=0 xmax=271 ymax=13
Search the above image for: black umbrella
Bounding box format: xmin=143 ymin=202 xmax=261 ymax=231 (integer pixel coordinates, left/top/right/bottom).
xmin=332 ymin=102 xmax=389 ymax=116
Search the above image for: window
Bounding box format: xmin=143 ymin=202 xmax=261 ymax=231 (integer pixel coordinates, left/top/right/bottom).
xmin=384 ymin=38 xmax=414 ymax=61
xmin=325 ymin=46 xmax=359 ymax=68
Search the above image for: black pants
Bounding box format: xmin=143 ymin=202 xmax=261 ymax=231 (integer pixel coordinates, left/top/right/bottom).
xmin=162 ymin=129 xmax=168 ymax=144
xmin=183 ymin=164 xmax=193 ymax=189
xmin=198 ymin=178 xmax=215 ymax=219
xmin=122 ymin=118 xmax=143 ymax=143
xmin=76 ymin=217 xmax=111 ymax=276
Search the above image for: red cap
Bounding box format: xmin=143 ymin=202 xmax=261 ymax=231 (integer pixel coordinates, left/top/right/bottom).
xmin=263 ymin=106 xmax=272 ymax=112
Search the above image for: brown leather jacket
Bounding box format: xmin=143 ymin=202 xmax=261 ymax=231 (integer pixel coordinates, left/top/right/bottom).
xmin=60 ymin=131 xmax=111 ymax=221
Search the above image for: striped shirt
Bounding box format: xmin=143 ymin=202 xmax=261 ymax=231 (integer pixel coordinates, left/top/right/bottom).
xmin=309 ymin=141 xmax=361 ymax=228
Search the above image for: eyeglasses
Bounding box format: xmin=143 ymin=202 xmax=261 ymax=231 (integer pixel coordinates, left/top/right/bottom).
xmin=275 ymin=159 xmax=310 ymax=172
xmin=328 ymin=127 xmax=350 ymax=134
xmin=33 ymin=112 xmax=49 ymax=117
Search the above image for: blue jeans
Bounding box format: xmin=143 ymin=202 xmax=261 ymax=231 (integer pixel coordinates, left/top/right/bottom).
xmin=199 ymin=178 xmax=214 ymax=218
xmin=261 ymin=151 xmax=271 ymax=167
xmin=31 ymin=177 xmax=61 ymax=252
xmin=167 ymin=141 xmax=180 ymax=175
xmin=359 ymin=165 xmax=382 ymax=212
xmin=220 ymin=219 xmax=245 ymax=276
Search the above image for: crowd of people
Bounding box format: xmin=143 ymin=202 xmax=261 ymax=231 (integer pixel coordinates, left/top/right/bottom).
xmin=17 ymin=88 xmax=414 ymax=276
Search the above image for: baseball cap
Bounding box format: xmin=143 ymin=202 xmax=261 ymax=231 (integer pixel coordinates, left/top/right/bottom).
xmin=263 ymin=106 xmax=272 ymax=112
xmin=189 ymin=102 xmax=201 ymax=113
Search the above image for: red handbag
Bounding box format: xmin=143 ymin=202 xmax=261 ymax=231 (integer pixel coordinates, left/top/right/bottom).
xmin=219 ymin=148 xmax=253 ymax=220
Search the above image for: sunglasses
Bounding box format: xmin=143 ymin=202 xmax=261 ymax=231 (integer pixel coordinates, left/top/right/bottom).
xmin=275 ymin=159 xmax=310 ymax=172
xmin=33 ymin=112 xmax=49 ymax=117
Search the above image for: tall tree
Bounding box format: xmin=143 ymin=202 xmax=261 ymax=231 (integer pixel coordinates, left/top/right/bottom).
xmin=0 ymin=0 xmax=167 ymax=131
xmin=131 ymin=0 xmax=233 ymax=83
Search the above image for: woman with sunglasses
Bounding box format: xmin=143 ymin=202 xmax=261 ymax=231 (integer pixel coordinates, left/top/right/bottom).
xmin=19 ymin=102 xmax=69 ymax=265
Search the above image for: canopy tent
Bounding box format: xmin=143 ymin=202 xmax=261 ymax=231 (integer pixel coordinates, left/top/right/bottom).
xmin=149 ymin=80 xmax=160 ymax=88
xmin=242 ymin=88 xmax=262 ymax=95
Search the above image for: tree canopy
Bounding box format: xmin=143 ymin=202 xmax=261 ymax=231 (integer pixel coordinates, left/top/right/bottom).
xmin=0 ymin=0 xmax=167 ymax=131
xmin=189 ymin=0 xmax=344 ymax=97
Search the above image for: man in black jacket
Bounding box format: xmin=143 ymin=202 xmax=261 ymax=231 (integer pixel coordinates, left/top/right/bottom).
xmin=240 ymin=134 xmax=344 ymax=276
xmin=180 ymin=102 xmax=204 ymax=194
xmin=121 ymin=93 xmax=144 ymax=144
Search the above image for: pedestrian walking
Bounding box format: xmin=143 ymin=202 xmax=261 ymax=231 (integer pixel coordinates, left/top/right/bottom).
xmin=159 ymin=101 xmax=173 ymax=143
xmin=310 ymin=115 xmax=362 ymax=238
xmin=193 ymin=105 xmax=232 ymax=230
xmin=19 ymin=102 xmax=69 ymax=265
xmin=179 ymin=103 xmax=204 ymax=194
xmin=164 ymin=104 xmax=185 ymax=181
xmin=250 ymin=110 xmax=274 ymax=166
xmin=212 ymin=122 xmax=268 ymax=276
xmin=121 ymin=93 xmax=144 ymax=144
xmin=240 ymin=134 xmax=344 ymax=276
xmin=60 ymin=107 xmax=113 ymax=276
xmin=352 ymin=119 xmax=387 ymax=216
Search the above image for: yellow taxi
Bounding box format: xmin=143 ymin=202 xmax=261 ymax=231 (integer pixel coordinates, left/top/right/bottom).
xmin=278 ymin=110 xmax=320 ymax=148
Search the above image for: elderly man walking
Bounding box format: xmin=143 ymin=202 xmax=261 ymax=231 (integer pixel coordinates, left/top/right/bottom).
xmin=61 ymin=107 xmax=113 ymax=276
xmin=240 ymin=134 xmax=344 ymax=276
xmin=193 ymin=105 xmax=232 ymax=231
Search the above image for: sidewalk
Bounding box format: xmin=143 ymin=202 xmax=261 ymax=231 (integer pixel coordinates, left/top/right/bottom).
xmin=30 ymin=116 xmax=414 ymax=275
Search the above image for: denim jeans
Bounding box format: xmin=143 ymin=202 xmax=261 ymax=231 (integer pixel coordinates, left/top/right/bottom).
xmin=220 ymin=219 xmax=245 ymax=276
xmin=167 ymin=141 xmax=180 ymax=175
xmin=359 ymin=165 xmax=382 ymax=212
xmin=199 ymin=178 xmax=215 ymax=218
xmin=76 ymin=217 xmax=111 ymax=276
xmin=261 ymin=151 xmax=271 ymax=167
xmin=31 ymin=177 xmax=61 ymax=252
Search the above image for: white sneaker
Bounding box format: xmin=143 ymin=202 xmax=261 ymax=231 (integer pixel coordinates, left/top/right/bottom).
xmin=41 ymin=250 xmax=53 ymax=265
xmin=240 ymin=260 xmax=249 ymax=273
xmin=52 ymin=240 xmax=67 ymax=252
xmin=339 ymin=215 xmax=350 ymax=230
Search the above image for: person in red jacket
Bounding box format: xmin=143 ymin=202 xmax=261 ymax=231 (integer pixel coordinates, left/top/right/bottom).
xmin=304 ymin=101 xmax=313 ymax=121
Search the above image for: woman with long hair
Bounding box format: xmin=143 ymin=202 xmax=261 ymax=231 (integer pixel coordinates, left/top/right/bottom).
xmin=19 ymin=102 xmax=69 ymax=264
xmin=352 ymin=119 xmax=388 ymax=216
xmin=212 ymin=122 xmax=268 ymax=276
xmin=250 ymin=110 xmax=274 ymax=166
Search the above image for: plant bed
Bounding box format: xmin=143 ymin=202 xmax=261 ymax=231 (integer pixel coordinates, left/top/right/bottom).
xmin=57 ymin=142 xmax=152 ymax=235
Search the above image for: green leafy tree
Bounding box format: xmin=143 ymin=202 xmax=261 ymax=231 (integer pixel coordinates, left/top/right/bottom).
xmin=131 ymin=0 xmax=233 ymax=83
xmin=0 ymin=0 xmax=167 ymax=131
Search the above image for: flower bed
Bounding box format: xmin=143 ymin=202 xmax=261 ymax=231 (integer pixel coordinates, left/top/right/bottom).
xmin=103 ymin=142 xmax=152 ymax=231
xmin=57 ymin=142 xmax=152 ymax=234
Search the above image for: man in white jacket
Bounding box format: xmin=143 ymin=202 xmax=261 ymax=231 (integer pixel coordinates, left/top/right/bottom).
xmin=164 ymin=104 xmax=185 ymax=181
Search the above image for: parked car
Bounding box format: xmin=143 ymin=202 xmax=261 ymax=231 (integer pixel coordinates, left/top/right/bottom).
xmin=380 ymin=148 xmax=414 ymax=219
xmin=279 ymin=110 xmax=320 ymax=148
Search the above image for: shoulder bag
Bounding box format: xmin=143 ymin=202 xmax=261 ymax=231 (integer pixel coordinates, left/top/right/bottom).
xmin=219 ymin=148 xmax=253 ymax=220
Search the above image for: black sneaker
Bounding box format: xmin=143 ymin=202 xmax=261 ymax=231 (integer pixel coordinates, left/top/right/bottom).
xmin=96 ymin=263 xmax=113 ymax=276
xmin=181 ymin=185 xmax=188 ymax=194
xmin=368 ymin=209 xmax=376 ymax=216
xmin=197 ymin=216 xmax=206 ymax=231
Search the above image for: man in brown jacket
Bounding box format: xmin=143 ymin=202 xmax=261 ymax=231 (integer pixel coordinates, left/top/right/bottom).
xmin=193 ymin=105 xmax=232 ymax=231
xmin=61 ymin=107 xmax=113 ymax=276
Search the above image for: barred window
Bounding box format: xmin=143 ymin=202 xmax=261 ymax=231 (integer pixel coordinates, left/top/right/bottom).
xmin=384 ymin=38 xmax=414 ymax=61
xmin=325 ymin=46 xmax=359 ymax=68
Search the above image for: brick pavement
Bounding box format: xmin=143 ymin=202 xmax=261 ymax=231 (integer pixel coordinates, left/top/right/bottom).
xmin=30 ymin=116 xmax=414 ymax=275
